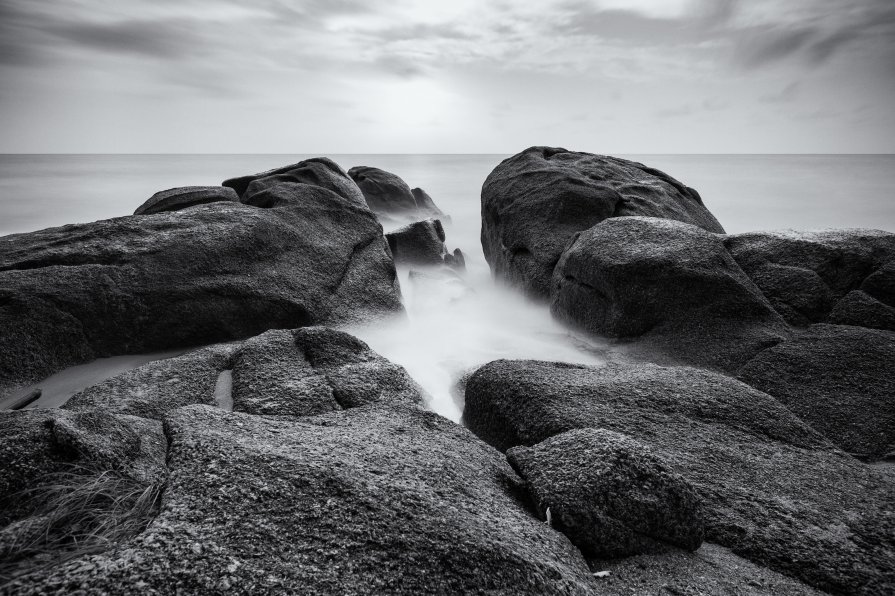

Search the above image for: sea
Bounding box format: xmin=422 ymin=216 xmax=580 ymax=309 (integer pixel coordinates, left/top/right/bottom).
xmin=2 ymin=154 xmax=894 ymax=420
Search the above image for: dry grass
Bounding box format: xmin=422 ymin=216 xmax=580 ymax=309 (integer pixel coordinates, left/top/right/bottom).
xmin=0 ymin=464 xmax=163 ymax=586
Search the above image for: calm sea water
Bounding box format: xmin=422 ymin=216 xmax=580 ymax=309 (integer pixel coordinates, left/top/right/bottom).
xmin=2 ymin=154 xmax=894 ymax=419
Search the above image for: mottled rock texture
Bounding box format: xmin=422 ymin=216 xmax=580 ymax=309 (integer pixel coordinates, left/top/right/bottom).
xmin=481 ymin=147 xmax=724 ymax=298
xmin=133 ymin=186 xmax=238 ymax=216
xmin=507 ymin=428 xmax=705 ymax=558
xmin=386 ymin=219 xmax=447 ymax=267
xmin=348 ymin=166 xmax=446 ymax=220
xmin=223 ymin=157 xmax=367 ymax=208
xmin=464 ymin=359 xmax=895 ymax=595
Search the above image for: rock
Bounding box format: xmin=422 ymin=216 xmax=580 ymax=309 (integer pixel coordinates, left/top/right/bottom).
xmin=386 ymin=219 xmax=446 ymax=267
xmin=348 ymin=166 xmax=446 ymax=220
xmin=223 ymin=157 xmax=367 ymax=207
xmin=133 ymin=186 xmax=239 ymax=216
xmin=0 ymin=192 xmax=402 ymax=400
xmin=0 ymin=409 xmax=166 ymax=526
xmin=232 ymin=327 xmax=424 ymax=416
xmin=464 ymin=359 xmax=895 ymax=595
xmin=64 ymin=344 xmax=236 ymax=420
xmin=725 ymin=229 xmax=895 ymax=328
xmin=828 ymin=289 xmax=895 ymax=330
xmin=481 ymin=147 xmax=724 ymax=298
xmin=738 ymin=324 xmax=895 ymax=460
xmin=507 ymin=428 xmax=705 ymax=558
xmin=444 ymin=248 xmax=466 ymax=271
xmin=12 ymin=404 xmax=598 ymax=594
xmin=411 ymin=187 xmax=448 ymax=220
xmin=551 ymin=217 xmax=790 ymax=373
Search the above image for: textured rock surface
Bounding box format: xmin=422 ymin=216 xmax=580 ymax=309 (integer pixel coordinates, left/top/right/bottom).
xmin=481 ymin=147 xmax=724 ymax=298
xmin=223 ymin=157 xmax=367 ymax=207
xmin=386 ymin=219 xmax=446 ymax=267
xmin=0 ymin=409 xmax=166 ymax=526
xmin=347 ymin=165 xmax=446 ymax=220
xmin=64 ymin=344 xmax=237 ymax=420
xmin=0 ymin=193 xmax=402 ymax=399
xmin=507 ymin=428 xmax=705 ymax=558
xmin=738 ymin=324 xmax=895 ymax=460
xmin=464 ymin=359 xmax=895 ymax=595
xmin=551 ymin=217 xmax=789 ymax=372
xmin=133 ymin=186 xmax=239 ymax=216
xmin=233 ymin=327 xmax=424 ymax=416
xmin=726 ymin=229 xmax=895 ymax=329
xmin=10 ymin=404 xmax=598 ymax=595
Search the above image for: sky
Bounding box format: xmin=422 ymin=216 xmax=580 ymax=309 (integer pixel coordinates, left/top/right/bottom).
xmin=0 ymin=0 xmax=893 ymax=153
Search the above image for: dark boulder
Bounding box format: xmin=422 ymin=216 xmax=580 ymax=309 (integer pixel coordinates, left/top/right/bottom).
xmin=133 ymin=186 xmax=239 ymax=216
xmin=348 ymin=166 xmax=446 ymax=220
xmin=481 ymin=147 xmax=725 ymax=298
xmin=464 ymin=359 xmax=895 ymax=595
xmin=551 ymin=217 xmax=789 ymax=373
xmin=507 ymin=427 xmax=705 ymax=558
xmin=725 ymin=229 xmax=895 ymax=329
xmin=386 ymin=219 xmax=446 ymax=267
xmin=444 ymin=248 xmax=466 ymax=271
xmin=0 ymin=189 xmax=402 ymax=400
xmin=11 ymin=404 xmax=598 ymax=594
xmin=738 ymin=324 xmax=895 ymax=460
xmin=223 ymin=157 xmax=367 ymax=207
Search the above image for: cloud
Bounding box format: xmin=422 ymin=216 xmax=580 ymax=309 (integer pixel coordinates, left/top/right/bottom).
xmin=47 ymin=19 xmax=200 ymax=59
xmin=759 ymin=81 xmax=800 ymax=103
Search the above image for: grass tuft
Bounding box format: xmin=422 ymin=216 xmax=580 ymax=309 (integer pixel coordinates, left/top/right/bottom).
xmin=0 ymin=463 xmax=163 ymax=586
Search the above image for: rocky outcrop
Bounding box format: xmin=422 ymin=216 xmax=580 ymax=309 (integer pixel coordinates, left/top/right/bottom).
xmin=481 ymin=147 xmax=725 ymax=298
xmin=348 ymin=166 xmax=446 ymax=220
xmin=223 ymin=157 xmax=367 ymax=208
xmin=386 ymin=219 xmax=446 ymax=267
xmin=725 ymin=229 xmax=895 ymax=329
xmin=507 ymin=428 xmax=705 ymax=558
xmin=8 ymin=403 xmax=598 ymax=594
xmin=0 ymin=186 xmax=402 ymax=400
xmin=738 ymin=324 xmax=895 ymax=460
xmin=464 ymin=359 xmax=895 ymax=595
xmin=551 ymin=217 xmax=790 ymax=372
xmin=133 ymin=186 xmax=239 ymax=216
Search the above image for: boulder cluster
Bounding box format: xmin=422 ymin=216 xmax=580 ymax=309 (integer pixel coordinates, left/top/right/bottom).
xmin=0 ymin=149 xmax=892 ymax=595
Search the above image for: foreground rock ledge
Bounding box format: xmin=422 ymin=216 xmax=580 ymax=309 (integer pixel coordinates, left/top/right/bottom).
xmin=464 ymin=359 xmax=895 ymax=595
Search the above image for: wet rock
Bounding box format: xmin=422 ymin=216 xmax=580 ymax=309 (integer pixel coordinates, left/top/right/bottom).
xmin=551 ymin=217 xmax=789 ymax=373
xmin=828 ymin=289 xmax=895 ymax=330
xmin=386 ymin=219 xmax=446 ymax=267
xmin=0 ymin=192 xmax=402 ymax=400
xmin=13 ymin=404 xmax=598 ymax=594
xmin=411 ymin=187 xmax=448 ymax=220
xmin=65 ymin=344 xmax=237 ymax=420
xmin=481 ymin=147 xmax=724 ymax=298
xmin=223 ymin=157 xmax=367 ymax=207
xmin=738 ymin=324 xmax=895 ymax=460
xmin=348 ymin=166 xmax=447 ymax=220
xmin=725 ymin=229 xmax=895 ymax=328
xmin=464 ymin=359 xmax=894 ymax=595
xmin=507 ymin=428 xmax=705 ymax=558
xmin=133 ymin=186 xmax=239 ymax=216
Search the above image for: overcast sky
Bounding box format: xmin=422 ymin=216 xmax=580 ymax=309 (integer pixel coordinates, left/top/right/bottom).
xmin=1 ymin=0 xmax=893 ymax=153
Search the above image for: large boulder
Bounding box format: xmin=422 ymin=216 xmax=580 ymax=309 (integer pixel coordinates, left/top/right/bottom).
xmin=222 ymin=157 xmax=367 ymax=207
xmin=133 ymin=186 xmax=239 ymax=216
xmin=9 ymin=404 xmax=598 ymax=594
xmin=726 ymin=229 xmax=895 ymax=329
xmin=464 ymin=360 xmax=895 ymax=595
xmin=481 ymin=147 xmax=725 ymax=298
xmin=0 ymin=185 xmax=402 ymax=400
xmin=348 ymin=166 xmax=446 ymax=220
xmin=551 ymin=217 xmax=789 ymax=372
xmin=507 ymin=428 xmax=705 ymax=558
xmin=738 ymin=324 xmax=895 ymax=460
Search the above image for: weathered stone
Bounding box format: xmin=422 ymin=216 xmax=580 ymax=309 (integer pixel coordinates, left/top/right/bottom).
xmin=507 ymin=428 xmax=705 ymax=558
xmin=133 ymin=186 xmax=239 ymax=216
xmin=738 ymin=324 xmax=895 ymax=460
xmin=481 ymin=147 xmax=724 ymax=298
xmin=223 ymin=157 xmax=367 ymax=208
xmin=551 ymin=217 xmax=789 ymax=372
xmin=464 ymin=359 xmax=894 ymax=595
xmin=348 ymin=166 xmax=418 ymax=216
xmin=386 ymin=219 xmax=446 ymax=267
